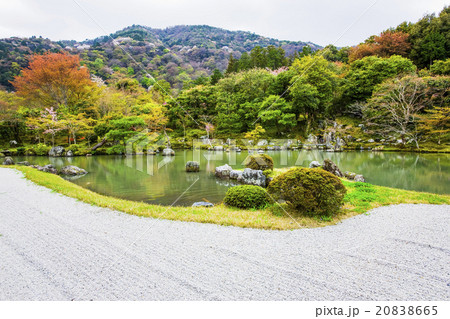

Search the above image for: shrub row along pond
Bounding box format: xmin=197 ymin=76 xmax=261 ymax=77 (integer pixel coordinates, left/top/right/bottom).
xmin=220 ymin=154 xmax=358 ymax=217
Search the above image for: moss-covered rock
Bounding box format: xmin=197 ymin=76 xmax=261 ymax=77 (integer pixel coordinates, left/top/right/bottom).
xmin=267 ymin=167 xmax=346 ymax=216
xmin=244 ymin=154 xmax=274 ymax=171
xmin=224 ymin=185 xmax=270 ymax=209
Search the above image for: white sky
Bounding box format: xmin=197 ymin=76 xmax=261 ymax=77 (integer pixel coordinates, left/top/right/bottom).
xmin=0 ymin=0 xmax=448 ymax=46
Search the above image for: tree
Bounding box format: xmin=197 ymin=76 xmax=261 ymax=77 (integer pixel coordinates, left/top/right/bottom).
xmin=131 ymin=103 xmax=168 ymax=132
xmin=374 ymin=31 xmax=411 ymax=58
xmin=349 ymin=31 xmax=411 ymax=62
xmin=215 ymin=69 xmax=274 ymax=133
xmin=343 ymin=55 xmax=416 ymax=104
xmin=0 ymin=90 xmax=25 ymax=143
xmin=364 ymin=76 xmax=427 ymax=149
xmin=59 ymin=113 xmax=94 ymax=145
xmin=12 ymin=53 xmax=96 ymax=113
xmin=258 ymin=95 xmax=296 ymax=135
xmin=244 ymin=124 xmax=265 ymax=141
xmin=225 ymin=53 xmax=237 ymax=74
xmin=289 ymin=55 xmax=337 ymax=132
xmin=210 ymin=69 xmax=223 ymax=85
xmin=105 ymin=116 xmax=146 ymax=146
xmin=430 ymin=59 xmax=450 ymax=75
xmin=419 ymin=105 xmax=450 ymax=145
xmin=420 ymin=32 xmax=447 ymax=68
xmin=237 ymin=52 xmax=252 ymax=71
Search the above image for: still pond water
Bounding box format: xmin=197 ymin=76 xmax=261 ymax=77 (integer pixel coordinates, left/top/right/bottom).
xmin=17 ymin=150 xmax=449 ymax=206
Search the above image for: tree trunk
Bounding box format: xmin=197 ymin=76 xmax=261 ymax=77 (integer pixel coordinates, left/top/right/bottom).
xmin=91 ymin=138 xmax=107 ymax=151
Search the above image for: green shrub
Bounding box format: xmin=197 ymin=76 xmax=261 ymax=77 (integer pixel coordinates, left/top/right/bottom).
xmin=106 ymin=145 xmax=124 ymax=155
xmin=67 ymin=144 xmax=90 ymax=156
xmin=27 ymin=143 xmax=51 ymax=156
xmin=16 ymin=147 xmax=26 ymax=155
xmin=267 ymin=167 xmax=346 ymax=216
xmin=8 ymin=148 xmax=18 ymax=156
xmin=224 ymin=185 xmax=270 ymax=209
xmin=244 ymin=154 xmax=274 ymax=171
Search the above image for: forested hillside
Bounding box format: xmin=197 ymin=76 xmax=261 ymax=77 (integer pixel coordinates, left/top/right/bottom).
xmin=0 ymin=7 xmax=449 ymax=155
xmin=0 ymin=25 xmax=318 ymax=91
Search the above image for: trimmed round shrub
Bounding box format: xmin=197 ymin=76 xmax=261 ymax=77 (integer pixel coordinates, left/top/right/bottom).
xmin=224 ymin=185 xmax=270 ymax=209
xmin=244 ymin=154 xmax=274 ymax=171
xmin=267 ymin=167 xmax=346 ymax=216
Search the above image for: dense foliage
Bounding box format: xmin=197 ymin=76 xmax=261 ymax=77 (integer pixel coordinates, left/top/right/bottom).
xmin=267 ymin=167 xmax=347 ymax=216
xmin=223 ymin=185 xmax=270 ymax=209
xmin=0 ymin=7 xmax=449 ymax=152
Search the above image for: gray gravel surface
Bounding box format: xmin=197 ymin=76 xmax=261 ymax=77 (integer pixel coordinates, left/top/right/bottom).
xmin=0 ymin=167 xmax=449 ymax=300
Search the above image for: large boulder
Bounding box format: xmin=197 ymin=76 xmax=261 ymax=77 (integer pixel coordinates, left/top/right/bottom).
xmin=229 ymin=170 xmax=243 ymax=180
xmin=49 ymin=146 xmax=65 ymax=157
xmin=215 ymin=164 xmax=233 ymax=178
xmin=309 ymin=161 xmax=322 ymax=168
xmin=2 ymin=156 xmax=14 ymax=165
xmin=60 ymin=165 xmax=87 ymax=176
xmin=162 ymin=148 xmax=175 ymax=156
xmin=354 ymin=174 xmax=365 ymax=182
xmin=192 ymin=201 xmax=214 ymax=208
xmin=322 ymin=159 xmax=343 ymax=177
xmin=237 ymin=168 xmax=266 ymax=187
xmin=185 ymin=161 xmax=200 ymax=172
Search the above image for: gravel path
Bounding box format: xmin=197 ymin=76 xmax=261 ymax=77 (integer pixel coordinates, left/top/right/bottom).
xmin=0 ymin=167 xmax=449 ymax=300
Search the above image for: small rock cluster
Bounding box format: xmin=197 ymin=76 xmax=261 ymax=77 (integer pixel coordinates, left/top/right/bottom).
xmin=309 ymin=159 xmax=365 ymax=182
xmin=215 ymin=164 xmax=266 ymax=187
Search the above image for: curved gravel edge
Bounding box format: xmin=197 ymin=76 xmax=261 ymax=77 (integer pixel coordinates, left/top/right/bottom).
xmin=0 ymin=167 xmax=449 ymax=300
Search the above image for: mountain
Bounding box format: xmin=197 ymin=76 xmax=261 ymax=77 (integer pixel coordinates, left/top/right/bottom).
xmin=0 ymin=25 xmax=320 ymax=90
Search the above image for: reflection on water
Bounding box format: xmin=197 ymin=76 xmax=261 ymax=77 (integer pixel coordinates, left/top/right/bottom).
xmin=15 ymin=150 xmax=449 ymax=206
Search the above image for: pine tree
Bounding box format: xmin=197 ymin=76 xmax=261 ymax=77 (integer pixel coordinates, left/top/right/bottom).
xmin=225 ymin=53 xmax=237 ymax=74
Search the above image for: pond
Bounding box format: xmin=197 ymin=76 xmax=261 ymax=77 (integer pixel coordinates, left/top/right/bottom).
xmin=15 ymin=150 xmax=450 ymax=206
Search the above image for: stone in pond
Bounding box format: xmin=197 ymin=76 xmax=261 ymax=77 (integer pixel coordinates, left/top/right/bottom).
xmin=215 ymin=164 xmax=233 ymax=178
xmin=60 ymin=165 xmax=88 ymax=176
xmin=186 ymin=161 xmax=200 ymax=172
xmin=17 ymin=161 xmax=31 ymax=166
xmin=237 ymin=168 xmax=266 ymax=187
xmin=49 ymin=146 xmax=65 ymax=157
xmin=192 ymin=202 xmax=214 ymax=207
xmin=162 ymin=148 xmax=175 ymax=156
xmin=229 ymin=170 xmax=242 ymax=180
xmin=309 ymin=161 xmax=321 ymax=168
xmin=2 ymin=156 xmax=14 ymax=165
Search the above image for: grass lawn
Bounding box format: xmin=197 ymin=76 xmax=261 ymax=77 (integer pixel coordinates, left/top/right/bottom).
xmin=4 ymin=165 xmax=450 ymax=230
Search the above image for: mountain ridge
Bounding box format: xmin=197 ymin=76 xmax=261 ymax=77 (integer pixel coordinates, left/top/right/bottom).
xmin=0 ymin=24 xmax=321 ymax=90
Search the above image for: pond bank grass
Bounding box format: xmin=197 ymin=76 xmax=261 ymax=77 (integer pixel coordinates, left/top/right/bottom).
xmin=4 ymin=166 xmax=450 ymax=230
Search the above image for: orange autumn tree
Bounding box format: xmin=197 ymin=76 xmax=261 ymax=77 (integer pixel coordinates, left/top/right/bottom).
xmin=11 ymin=52 xmax=97 ymax=114
xmin=349 ymin=31 xmax=411 ymax=62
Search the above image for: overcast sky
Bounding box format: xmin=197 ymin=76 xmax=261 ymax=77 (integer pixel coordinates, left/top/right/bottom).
xmin=0 ymin=0 xmax=448 ymax=46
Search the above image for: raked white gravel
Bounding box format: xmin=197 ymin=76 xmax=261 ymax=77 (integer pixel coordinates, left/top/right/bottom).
xmin=0 ymin=167 xmax=449 ymax=300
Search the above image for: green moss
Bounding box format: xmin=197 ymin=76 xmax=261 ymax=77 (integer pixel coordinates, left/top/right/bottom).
xmin=244 ymin=154 xmax=274 ymax=171
xmin=224 ymin=185 xmax=270 ymax=209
